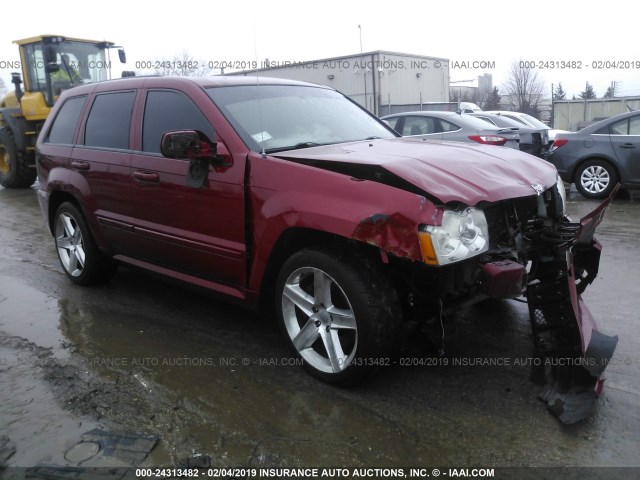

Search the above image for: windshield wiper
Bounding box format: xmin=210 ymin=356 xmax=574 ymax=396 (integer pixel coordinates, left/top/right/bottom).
xmin=264 ymin=142 xmax=324 ymax=154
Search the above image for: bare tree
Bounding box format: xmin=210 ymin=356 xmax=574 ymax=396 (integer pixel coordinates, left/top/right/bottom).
xmin=0 ymin=77 xmax=7 ymax=97
xmin=153 ymin=51 xmax=216 ymax=77
xmin=502 ymin=60 xmax=546 ymax=117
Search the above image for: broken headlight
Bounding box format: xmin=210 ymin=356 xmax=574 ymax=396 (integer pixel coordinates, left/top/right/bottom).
xmin=418 ymin=208 xmax=489 ymax=265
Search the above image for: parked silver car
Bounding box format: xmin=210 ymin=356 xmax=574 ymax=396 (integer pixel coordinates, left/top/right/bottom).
xmin=381 ymin=111 xmax=520 ymax=149
xmin=467 ymin=112 xmax=549 ymax=158
xmin=483 ymin=111 xmax=569 ymax=142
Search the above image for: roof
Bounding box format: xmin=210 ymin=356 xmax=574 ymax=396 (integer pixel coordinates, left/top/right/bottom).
xmin=54 ymin=75 xmax=331 ymax=97
xmin=13 ymin=35 xmax=115 ymax=46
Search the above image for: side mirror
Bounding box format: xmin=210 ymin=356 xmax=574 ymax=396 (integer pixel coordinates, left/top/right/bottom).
xmin=118 ymin=49 xmax=127 ymax=64
xmin=43 ymin=45 xmax=57 ymax=64
xmin=161 ymin=130 xmax=226 ymax=163
xmin=43 ymin=45 xmax=60 ymax=73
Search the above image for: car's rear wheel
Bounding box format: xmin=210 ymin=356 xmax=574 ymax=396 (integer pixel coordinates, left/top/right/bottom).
xmin=575 ymin=160 xmax=618 ymax=199
xmin=54 ymin=202 xmax=116 ymax=285
xmin=275 ymin=249 xmax=400 ymax=385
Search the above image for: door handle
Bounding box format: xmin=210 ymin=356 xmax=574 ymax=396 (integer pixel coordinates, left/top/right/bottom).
xmin=619 ymin=143 xmax=636 ymax=149
xmin=133 ymin=171 xmax=160 ymax=182
xmin=70 ymin=160 xmax=90 ymax=170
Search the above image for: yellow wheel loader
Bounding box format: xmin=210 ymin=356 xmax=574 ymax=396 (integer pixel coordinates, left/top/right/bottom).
xmin=0 ymin=35 xmax=126 ymax=188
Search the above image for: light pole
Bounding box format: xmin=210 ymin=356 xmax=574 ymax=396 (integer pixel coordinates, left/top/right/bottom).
xmin=358 ymin=25 xmax=367 ymax=111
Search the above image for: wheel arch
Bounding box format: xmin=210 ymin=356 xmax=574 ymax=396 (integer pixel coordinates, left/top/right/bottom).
xmin=570 ymin=156 xmax=620 ymax=184
xmin=258 ymin=227 xmax=383 ymax=313
xmin=47 ymin=190 xmax=83 ymax=235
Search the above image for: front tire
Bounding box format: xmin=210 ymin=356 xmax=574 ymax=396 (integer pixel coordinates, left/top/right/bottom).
xmin=275 ymin=248 xmax=401 ymax=385
xmin=54 ymin=202 xmax=116 ymax=285
xmin=575 ymin=160 xmax=618 ymax=199
xmin=0 ymin=129 xmax=37 ymax=188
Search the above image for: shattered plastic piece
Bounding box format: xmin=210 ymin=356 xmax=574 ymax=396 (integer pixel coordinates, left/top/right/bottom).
xmin=583 ymin=329 xmax=619 ymax=378
xmin=80 ymin=428 xmax=158 ymax=465
xmin=541 ymin=386 xmax=598 ymax=425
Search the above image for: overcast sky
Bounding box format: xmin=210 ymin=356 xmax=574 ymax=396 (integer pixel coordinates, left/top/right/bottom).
xmin=1 ymin=0 xmax=639 ymax=100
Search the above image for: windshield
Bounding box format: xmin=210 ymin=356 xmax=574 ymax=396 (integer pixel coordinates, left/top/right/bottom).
xmin=206 ymin=85 xmax=396 ymax=152
xmin=24 ymin=40 xmax=110 ymax=95
xmin=457 ymin=114 xmax=505 ymax=130
xmin=54 ymin=40 xmax=110 ymax=84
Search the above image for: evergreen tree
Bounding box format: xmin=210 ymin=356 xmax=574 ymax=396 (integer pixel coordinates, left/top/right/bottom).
xmin=553 ymin=83 xmax=566 ymax=100
xmin=483 ymin=87 xmax=502 ymax=110
xmin=603 ymin=84 xmax=615 ymax=98
xmin=579 ymin=82 xmax=596 ymax=100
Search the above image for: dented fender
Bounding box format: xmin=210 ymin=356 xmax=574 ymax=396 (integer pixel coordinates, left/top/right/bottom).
xmin=246 ymin=152 xmax=438 ymax=294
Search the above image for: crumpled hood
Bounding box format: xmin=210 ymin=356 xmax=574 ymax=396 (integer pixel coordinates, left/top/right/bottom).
xmin=274 ymin=138 xmax=558 ymax=205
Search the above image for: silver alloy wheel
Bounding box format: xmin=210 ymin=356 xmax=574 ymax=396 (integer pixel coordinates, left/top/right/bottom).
xmin=580 ymin=165 xmax=610 ymax=194
xmin=281 ymin=267 xmax=358 ymax=373
xmin=55 ymin=212 xmax=86 ymax=277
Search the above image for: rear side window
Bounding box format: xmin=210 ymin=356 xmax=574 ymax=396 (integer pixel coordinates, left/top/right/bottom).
xmin=46 ymin=95 xmax=87 ymax=144
xmin=84 ymin=91 xmax=136 ymax=149
xmin=402 ymin=116 xmax=437 ymax=135
xmin=142 ymin=90 xmax=214 ymax=153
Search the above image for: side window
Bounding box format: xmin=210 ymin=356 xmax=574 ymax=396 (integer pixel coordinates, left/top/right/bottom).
xmin=46 ymin=95 xmax=87 ymax=145
xmin=402 ymin=116 xmax=436 ymax=136
xmin=610 ymin=119 xmax=629 ymax=135
xmin=439 ymin=119 xmax=460 ymax=132
xmin=142 ymin=90 xmax=214 ymax=153
xmin=23 ymin=43 xmax=46 ymax=92
xmin=385 ymin=117 xmax=400 ymax=132
xmin=84 ymin=91 xmax=136 ymax=149
xmin=628 ymin=116 xmax=640 ymax=135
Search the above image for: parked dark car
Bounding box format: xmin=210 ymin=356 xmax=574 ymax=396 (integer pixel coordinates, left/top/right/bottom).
xmin=381 ymin=111 xmax=520 ymax=149
xmin=547 ymin=110 xmax=640 ymax=198
xmin=36 ymin=76 xmax=616 ymax=423
xmin=467 ymin=112 xmax=549 ymax=158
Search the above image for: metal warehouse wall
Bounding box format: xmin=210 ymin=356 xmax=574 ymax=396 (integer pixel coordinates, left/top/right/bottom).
xmin=226 ymin=51 xmax=449 ymax=117
xmin=553 ymin=97 xmax=640 ymax=130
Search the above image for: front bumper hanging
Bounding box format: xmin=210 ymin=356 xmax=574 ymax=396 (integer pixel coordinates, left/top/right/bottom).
xmin=525 ymin=188 xmax=619 ymax=424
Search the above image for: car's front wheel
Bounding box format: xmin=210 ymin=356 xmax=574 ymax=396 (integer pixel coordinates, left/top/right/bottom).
xmin=575 ymin=159 xmax=618 ymax=199
xmin=54 ymin=202 xmax=116 ymax=285
xmin=276 ymin=249 xmax=400 ymax=385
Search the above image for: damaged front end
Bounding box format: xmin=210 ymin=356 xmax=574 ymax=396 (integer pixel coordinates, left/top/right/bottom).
xmin=524 ymin=187 xmax=618 ymax=424
xmin=351 ymin=178 xmax=618 ymax=424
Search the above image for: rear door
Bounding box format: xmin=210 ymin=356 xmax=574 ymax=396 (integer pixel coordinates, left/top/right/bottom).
xmin=70 ymin=90 xmax=136 ymax=249
xmin=609 ymin=114 xmax=640 ymax=185
xmin=127 ymin=88 xmax=246 ymax=287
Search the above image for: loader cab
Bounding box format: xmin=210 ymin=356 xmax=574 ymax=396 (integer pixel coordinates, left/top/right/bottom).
xmin=14 ymin=35 xmax=125 ymax=121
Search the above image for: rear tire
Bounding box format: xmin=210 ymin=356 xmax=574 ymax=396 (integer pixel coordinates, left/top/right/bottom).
xmin=575 ymin=160 xmax=618 ymax=199
xmin=0 ymin=129 xmax=37 ymax=188
xmin=53 ymin=202 xmax=117 ymax=285
xmin=275 ymin=248 xmax=401 ymax=385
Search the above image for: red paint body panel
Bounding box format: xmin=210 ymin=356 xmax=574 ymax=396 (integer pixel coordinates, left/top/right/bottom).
xmin=245 ymin=151 xmax=439 ymax=294
xmin=275 ymin=138 xmax=558 ymax=205
xmin=480 ymin=260 xmax=525 ymax=298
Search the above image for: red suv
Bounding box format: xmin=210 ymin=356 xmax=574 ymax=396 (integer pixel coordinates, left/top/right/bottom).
xmin=36 ymin=76 xmax=616 ymax=423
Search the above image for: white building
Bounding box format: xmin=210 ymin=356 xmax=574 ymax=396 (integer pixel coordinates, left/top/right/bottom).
xmin=226 ymin=50 xmax=450 ymax=117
